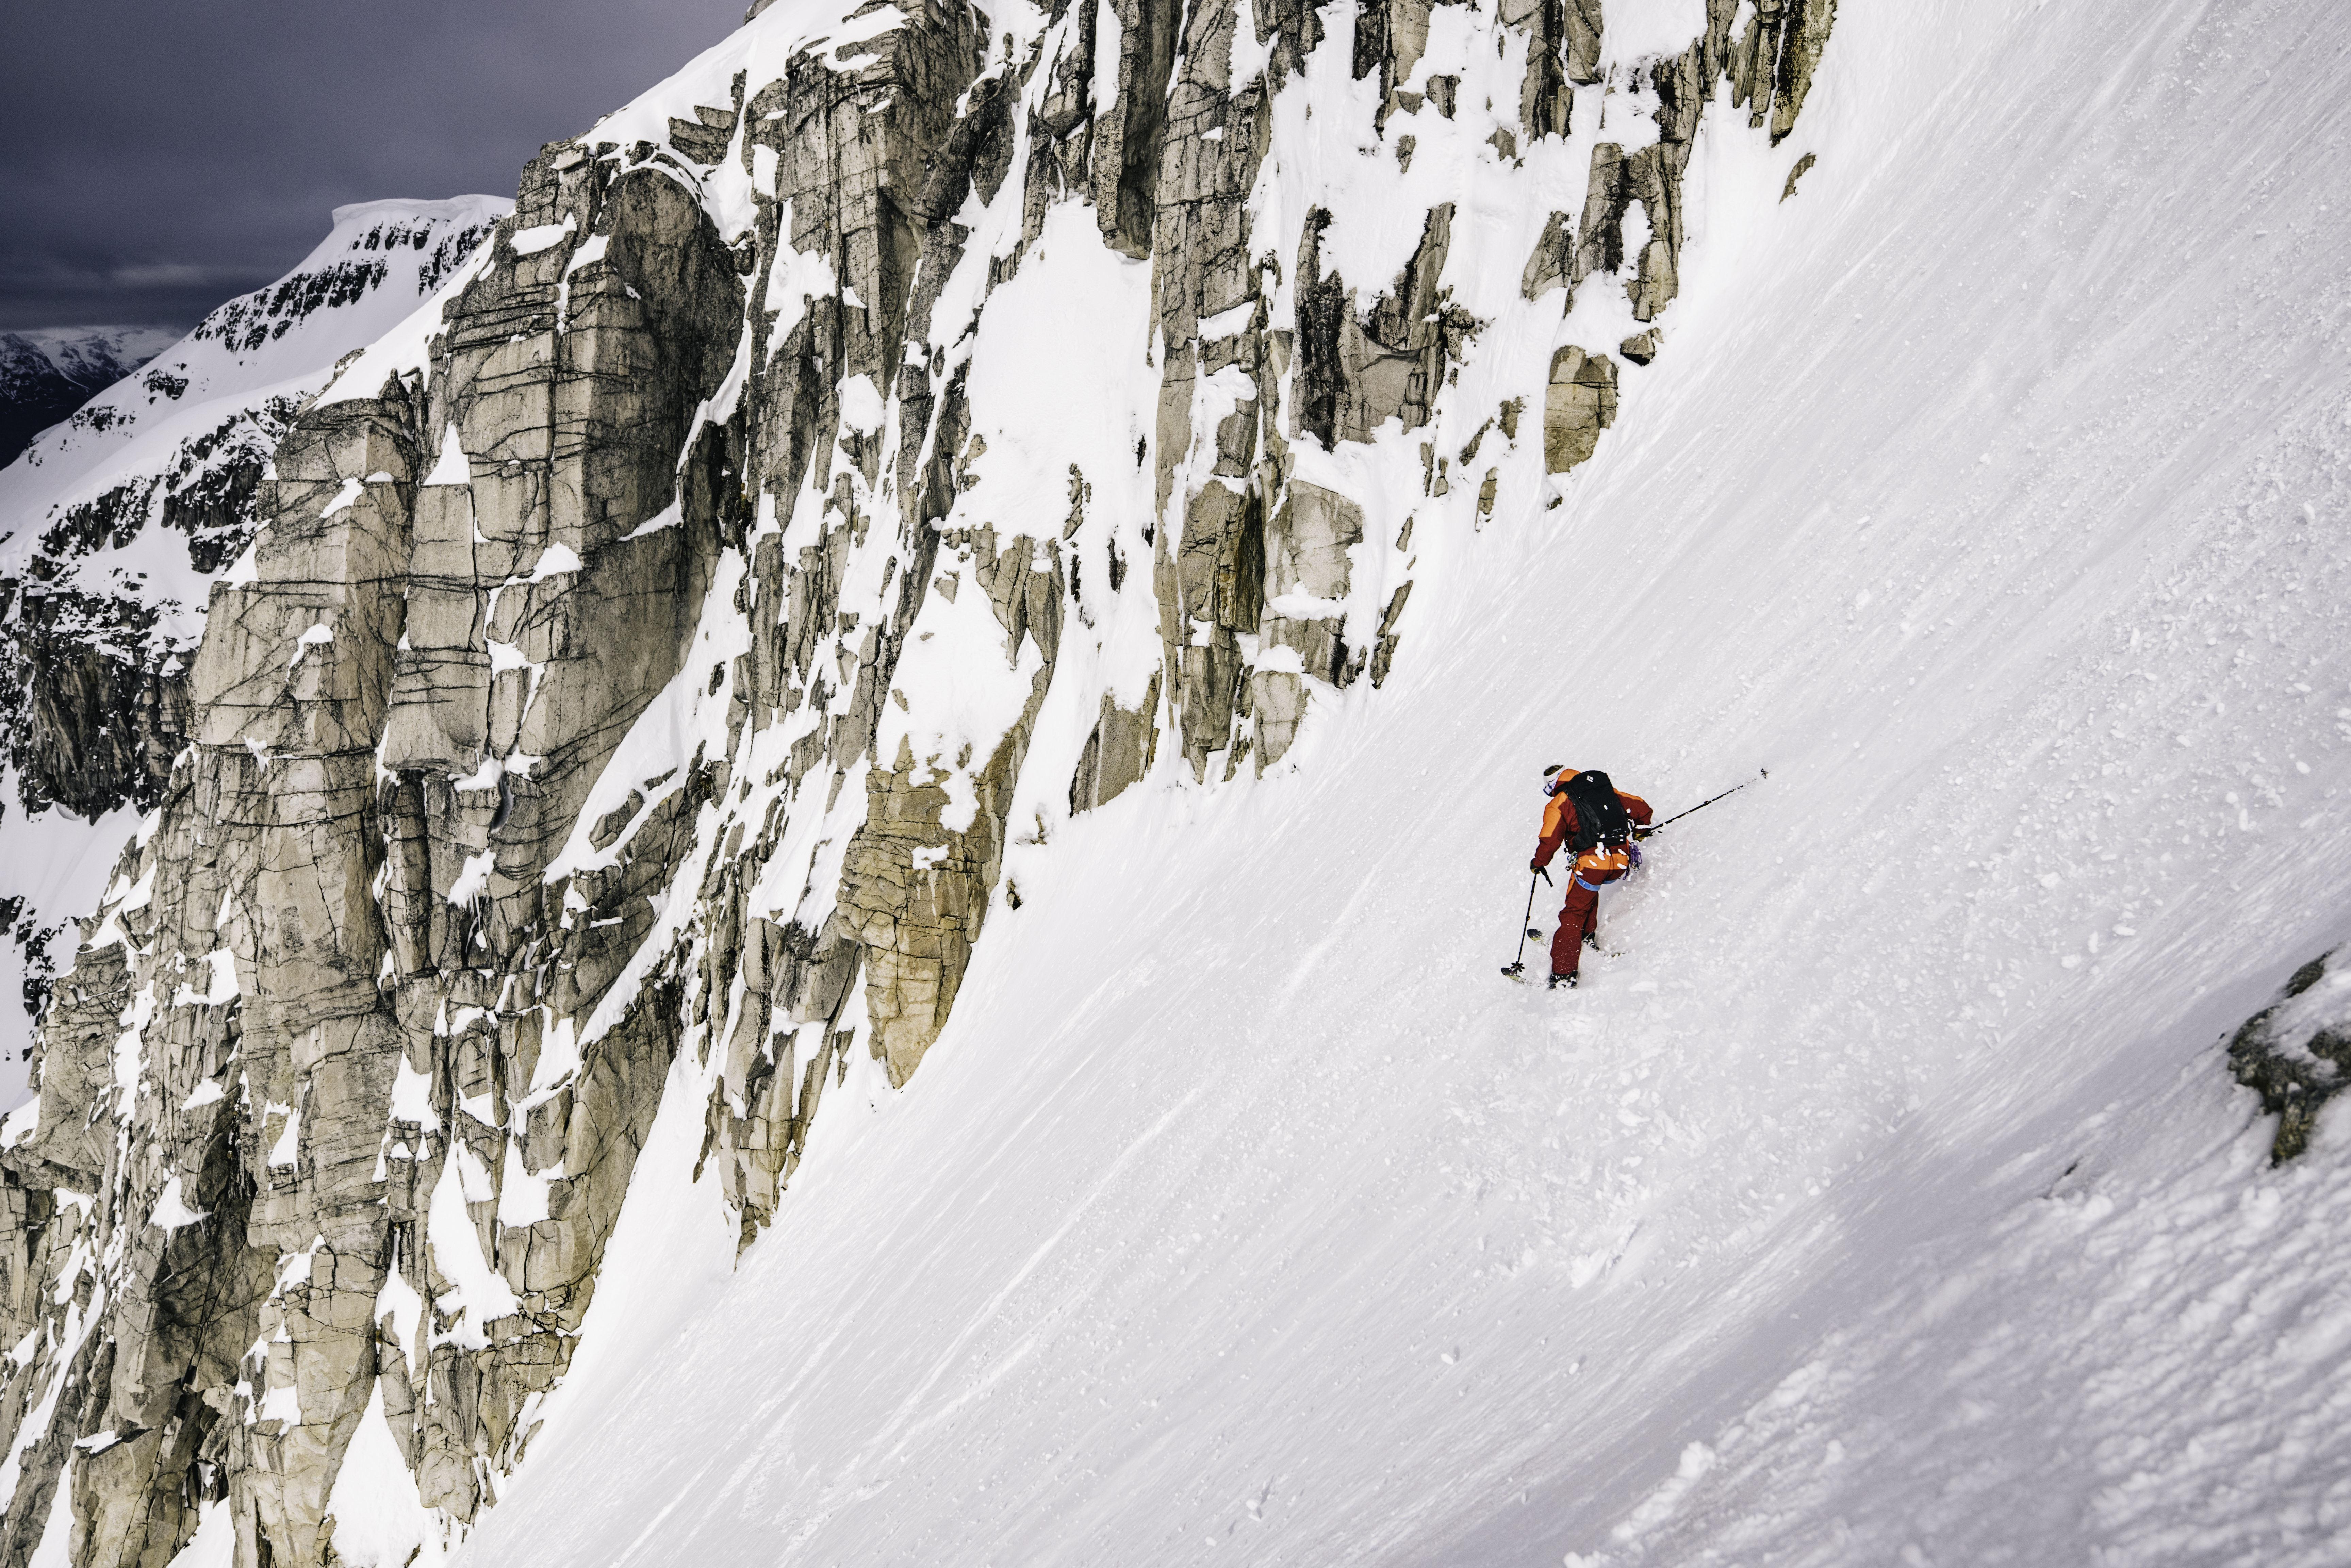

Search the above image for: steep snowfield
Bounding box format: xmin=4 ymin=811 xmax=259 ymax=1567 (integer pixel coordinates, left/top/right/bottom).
xmin=0 ymin=196 xmax=506 ymax=1091
xmin=437 ymin=0 xmax=2351 ymax=1563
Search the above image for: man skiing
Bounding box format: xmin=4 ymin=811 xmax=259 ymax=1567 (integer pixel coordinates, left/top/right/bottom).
xmin=1530 ymin=766 xmax=1653 ymax=988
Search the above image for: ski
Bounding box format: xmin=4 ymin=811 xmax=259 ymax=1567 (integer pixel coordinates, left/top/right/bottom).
xmin=1500 ymin=954 xmax=1622 ymax=984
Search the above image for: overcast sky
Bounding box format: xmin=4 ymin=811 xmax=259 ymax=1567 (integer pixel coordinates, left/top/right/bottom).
xmin=1 ymin=0 xmax=749 ymax=334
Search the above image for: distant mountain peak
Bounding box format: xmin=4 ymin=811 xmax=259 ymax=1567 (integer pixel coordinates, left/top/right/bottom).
xmin=0 ymin=326 xmax=183 ymax=467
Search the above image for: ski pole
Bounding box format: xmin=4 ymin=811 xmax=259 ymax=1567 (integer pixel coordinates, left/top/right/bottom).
xmin=1502 ymin=868 xmax=1547 ymax=977
xmin=1642 ymin=768 xmax=1768 ymax=836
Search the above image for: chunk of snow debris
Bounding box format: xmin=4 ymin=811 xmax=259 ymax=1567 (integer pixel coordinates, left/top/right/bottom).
xmin=1610 ymin=1442 xmax=1718 ymax=1544
xmin=149 ymin=1175 xmax=209 ymax=1233
xmin=319 ymin=475 xmax=365 ymax=517
xmin=510 ymin=216 xmax=576 ymax=256
xmin=1265 ymin=592 xmax=1346 ymax=620
xmin=448 ymin=851 xmax=495 ymax=906
xmin=288 ymin=622 xmax=334 ymax=666
xmin=424 ymin=423 xmax=471 ymax=485
xmin=838 ymin=374 xmax=886 ymax=432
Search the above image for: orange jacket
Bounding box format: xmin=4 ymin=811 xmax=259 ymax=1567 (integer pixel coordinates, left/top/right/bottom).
xmin=1531 ymin=768 xmax=1653 ymax=874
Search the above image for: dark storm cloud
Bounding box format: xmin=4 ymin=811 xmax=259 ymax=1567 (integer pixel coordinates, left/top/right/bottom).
xmin=0 ymin=0 xmax=749 ymax=333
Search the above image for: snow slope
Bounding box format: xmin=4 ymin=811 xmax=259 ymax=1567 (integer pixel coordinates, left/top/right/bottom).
xmin=439 ymin=0 xmax=2351 ymax=1564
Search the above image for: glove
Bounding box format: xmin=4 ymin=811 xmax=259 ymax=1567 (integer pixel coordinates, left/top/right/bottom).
xmin=1632 ymin=826 xmax=1654 ymax=841
xmin=1529 ymin=857 xmax=1543 ymax=872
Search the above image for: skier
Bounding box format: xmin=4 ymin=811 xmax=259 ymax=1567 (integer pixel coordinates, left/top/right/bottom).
xmin=1529 ymin=767 xmax=1653 ymax=989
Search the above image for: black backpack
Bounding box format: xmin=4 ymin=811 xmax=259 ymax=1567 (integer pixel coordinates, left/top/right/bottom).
xmin=1563 ymin=769 xmax=1631 ymax=852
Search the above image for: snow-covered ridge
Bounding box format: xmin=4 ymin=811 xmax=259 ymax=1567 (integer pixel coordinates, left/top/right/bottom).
xmin=0 ymin=195 xmax=509 ymax=511
xmin=193 ymin=198 xmax=506 ymax=360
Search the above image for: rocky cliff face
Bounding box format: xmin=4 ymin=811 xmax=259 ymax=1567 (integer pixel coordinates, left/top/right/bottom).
xmin=0 ymin=198 xmax=509 ymax=1075
xmin=0 ymin=0 xmax=1833 ymax=1561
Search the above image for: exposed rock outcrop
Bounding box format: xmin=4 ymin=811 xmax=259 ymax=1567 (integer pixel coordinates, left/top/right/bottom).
xmin=0 ymin=198 xmax=509 ymax=1065
xmin=1517 ymin=0 xmax=1841 ymax=474
xmin=2228 ymin=948 xmax=2351 ymax=1164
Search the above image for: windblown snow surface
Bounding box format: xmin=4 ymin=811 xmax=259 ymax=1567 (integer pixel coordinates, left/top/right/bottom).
xmin=416 ymin=0 xmax=2351 ymax=1564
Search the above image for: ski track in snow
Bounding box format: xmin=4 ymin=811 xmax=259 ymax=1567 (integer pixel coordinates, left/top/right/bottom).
xmin=401 ymin=0 xmax=2351 ymax=1562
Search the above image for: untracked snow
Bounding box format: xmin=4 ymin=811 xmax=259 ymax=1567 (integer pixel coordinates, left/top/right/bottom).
xmin=431 ymin=1 xmax=2351 ymax=1566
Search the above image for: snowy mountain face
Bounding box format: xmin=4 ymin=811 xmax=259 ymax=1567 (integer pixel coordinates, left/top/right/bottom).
xmin=0 ymin=197 xmax=507 ymax=1088
xmin=0 ymin=329 xmax=181 ymax=470
xmin=0 ymin=0 xmax=1827 ymax=1555
xmin=3 ymin=0 xmax=2350 ymax=1563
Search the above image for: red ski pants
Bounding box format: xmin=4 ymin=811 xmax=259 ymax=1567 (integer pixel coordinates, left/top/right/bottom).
xmin=1551 ymin=880 xmax=1601 ymax=978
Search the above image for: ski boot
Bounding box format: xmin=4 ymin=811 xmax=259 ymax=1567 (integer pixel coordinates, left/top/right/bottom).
xmin=1548 ymin=971 xmax=1578 ymax=990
